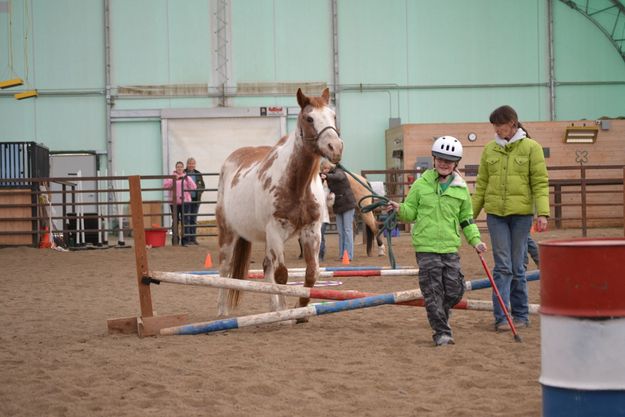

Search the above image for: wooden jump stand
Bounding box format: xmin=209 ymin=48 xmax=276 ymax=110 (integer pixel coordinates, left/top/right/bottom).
xmin=106 ymin=175 xmax=188 ymax=337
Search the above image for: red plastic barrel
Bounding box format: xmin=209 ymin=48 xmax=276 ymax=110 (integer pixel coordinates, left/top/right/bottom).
xmin=540 ymin=237 xmax=625 ymax=417
xmin=540 ymin=238 xmax=625 ymax=317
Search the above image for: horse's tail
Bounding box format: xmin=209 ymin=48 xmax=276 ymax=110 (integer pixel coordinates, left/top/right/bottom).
xmin=228 ymin=237 xmax=252 ymax=309
xmin=365 ymin=223 xmax=374 ymax=257
xmin=361 ymin=210 xmax=378 ymax=257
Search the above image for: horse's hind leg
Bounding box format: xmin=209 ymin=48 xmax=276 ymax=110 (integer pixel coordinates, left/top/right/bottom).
xmin=216 ymin=237 xmax=236 ymax=317
xmin=217 ymin=236 xmax=252 ymax=316
xmin=297 ymin=226 xmax=320 ymax=323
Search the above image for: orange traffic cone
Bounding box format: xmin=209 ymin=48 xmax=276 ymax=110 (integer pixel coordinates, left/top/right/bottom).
xmin=341 ymin=249 xmax=350 ymax=265
xmin=39 ymin=227 xmax=52 ymax=249
xmin=204 ymin=252 xmax=213 ymax=268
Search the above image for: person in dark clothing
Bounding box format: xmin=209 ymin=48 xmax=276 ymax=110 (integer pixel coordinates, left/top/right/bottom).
xmin=325 ymin=165 xmax=357 ymax=261
xmin=184 ymin=157 xmax=205 ymax=245
xmin=319 ymin=159 xmax=335 ymax=261
xmin=525 ymin=235 xmax=540 ymax=268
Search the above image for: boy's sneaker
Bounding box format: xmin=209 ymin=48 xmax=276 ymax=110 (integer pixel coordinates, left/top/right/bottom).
xmin=435 ymin=334 xmax=455 ymax=346
xmin=495 ymin=321 xmax=511 ymax=332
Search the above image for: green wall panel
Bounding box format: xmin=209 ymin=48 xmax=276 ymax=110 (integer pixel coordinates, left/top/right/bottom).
xmin=167 ymin=0 xmax=212 ymax=83
xmin=34 ymin=97 xmax=105 ymax=152
xmin=33 ymin=0 xmax=104 ymax=89
xmin=0 ymin=97 xmax=36 ymax=140
xmin=1 ymin=0 xmax=624 ymax=176
xmin=110 ymin=0 xmax=170 ymax=85
xmin=338 ymin=0 xmax=408 ymax=84
xmin=0 ymin=0 xmax=32 ymax=88
xmin=336 ymin=92 xmax=391 ymax=171
xmin=404 ymin=87 xmax=550 ymax=123
xmin=554 ymin=1 xmax=625 ymax=81
xmin=231 ymin=0 xmax=332 ymax=83
xmin=231 ymin=0 xmax=277 ymax=82
xmin=111 ymin=121 xmax=162 ymax=176
xmin=273 ymin=0 xmax=332 ymax=82
xmin=406 ymin=0 xmax=546 ymax=85
xmin=555 ymin=85 xmax=625 ymax=119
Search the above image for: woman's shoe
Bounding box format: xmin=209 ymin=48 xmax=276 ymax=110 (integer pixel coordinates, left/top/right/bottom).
xmin=513 ymin=318 xmax=529 ymax=328
xmin=495 ymin=321 xmax=511 ymax=332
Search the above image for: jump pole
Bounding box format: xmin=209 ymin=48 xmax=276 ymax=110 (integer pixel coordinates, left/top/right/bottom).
xmin=149 ymin=271 xmax=539 ymax=314
xmin=184 ymin=269 xmax=539 ymax=283
xmin=200 ymin=266 xmax=412 ymax=274
xmin=185 ymin=268 xmax=420 ymax=279
xmin=150 ymin=270 xmax=539 ymax=298
xmin=466 ymin=270 xmax=539 ymax=290
xmin=159 ymin=287 xmax=424 ymax=336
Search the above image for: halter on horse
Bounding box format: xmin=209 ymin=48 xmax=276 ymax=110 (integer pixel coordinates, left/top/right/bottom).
xmin=215 ymin=88 xmax=343 ymax=318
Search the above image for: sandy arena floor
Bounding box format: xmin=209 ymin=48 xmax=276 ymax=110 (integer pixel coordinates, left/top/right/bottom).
xmin=0 ymin=227 xmax=622 ymax=417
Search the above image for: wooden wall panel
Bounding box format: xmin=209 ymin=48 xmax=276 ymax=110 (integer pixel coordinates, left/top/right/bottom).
xmin=386 ymin=120 xmax=625 ymax=176
xmin=384 ymin=120 xmax=625 ymax=228
xmin=0 ymin=189 xmax=33 ymax=245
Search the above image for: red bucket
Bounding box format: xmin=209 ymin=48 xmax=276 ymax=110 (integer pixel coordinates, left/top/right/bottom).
xmin=145 ymin=228 xmax=166 ymax=247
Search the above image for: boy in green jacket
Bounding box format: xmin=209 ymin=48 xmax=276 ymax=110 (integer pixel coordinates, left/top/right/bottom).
xmin=386 ymin=136 xmax=486 ymax=346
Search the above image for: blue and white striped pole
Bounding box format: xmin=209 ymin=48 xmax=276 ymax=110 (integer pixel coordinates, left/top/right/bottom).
xmin=465 ymin=270 xmax=539 ymax=291
xmin=160 ymin=288 xmax=422 ymax=336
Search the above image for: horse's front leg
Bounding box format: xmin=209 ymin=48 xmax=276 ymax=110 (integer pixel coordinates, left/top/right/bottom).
xmin=297 ymin=225 xmax=321 ymax=322
xmin=264 ymin=228 xmax=288 ymax=312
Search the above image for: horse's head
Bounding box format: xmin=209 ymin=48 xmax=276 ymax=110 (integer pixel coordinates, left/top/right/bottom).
xmin=296 ymin=88 xmax=343 ymax=164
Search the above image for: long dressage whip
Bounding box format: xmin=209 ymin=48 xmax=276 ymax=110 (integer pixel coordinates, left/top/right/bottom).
xmin=336 ymin=163 xmax=397 ymax=269
xmin=478 ymin=253 xmax=523 ymax=343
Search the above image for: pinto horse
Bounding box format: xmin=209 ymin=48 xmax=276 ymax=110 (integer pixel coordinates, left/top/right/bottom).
xmin=346 ymin=173 xmax=386 ymax=257
xmin=215 ymin=88 xmax=343 ymax=318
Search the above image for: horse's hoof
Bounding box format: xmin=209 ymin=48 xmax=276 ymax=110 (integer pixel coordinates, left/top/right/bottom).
xmin=295 ymin=317 xmax=309 ymax=324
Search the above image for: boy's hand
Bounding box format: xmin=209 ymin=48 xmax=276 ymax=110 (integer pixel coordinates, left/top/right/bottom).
xmin=385 ymin=201 xmax=399 ymax=212
xmin=474 ymin=242 xmax=487 ymax=253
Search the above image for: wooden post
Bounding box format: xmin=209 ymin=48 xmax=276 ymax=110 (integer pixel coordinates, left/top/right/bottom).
xmin=580 ymin=166 xmax=587 ymax=237
xmin=106 ymin=175 xmax=188 ymax=337
xmin=129 ymin=176 xmax=154 ymax=318
xmin=553 ymin=184 xmax=561 ymax=229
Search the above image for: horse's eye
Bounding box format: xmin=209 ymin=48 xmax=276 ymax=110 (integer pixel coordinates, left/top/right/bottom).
xmin=306 ymin=116 xmax=313 ymax=123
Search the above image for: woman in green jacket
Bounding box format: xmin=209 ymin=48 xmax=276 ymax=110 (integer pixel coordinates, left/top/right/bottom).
xmin=387 ymin=136 xmax=486 ymax=347
xmin=472 ymin=105 xmax=549 ymax=332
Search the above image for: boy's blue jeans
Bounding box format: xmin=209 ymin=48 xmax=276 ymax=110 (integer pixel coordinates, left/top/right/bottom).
xmin=486 ymin=214 xmax=534 ymax=325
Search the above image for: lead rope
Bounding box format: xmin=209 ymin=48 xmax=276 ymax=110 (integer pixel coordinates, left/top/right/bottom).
xmin=336 ymin=163 xmax=398 ymax=269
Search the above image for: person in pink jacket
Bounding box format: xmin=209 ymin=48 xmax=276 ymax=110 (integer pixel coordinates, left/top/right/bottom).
xmin=163 ymin=161 xmax=197 ymax=245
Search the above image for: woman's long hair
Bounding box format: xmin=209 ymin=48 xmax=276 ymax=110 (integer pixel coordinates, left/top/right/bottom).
xmin=489 ymin=105 xmax=530 ymax=137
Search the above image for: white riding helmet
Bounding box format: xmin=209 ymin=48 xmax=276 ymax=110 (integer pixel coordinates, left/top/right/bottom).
xmin=432 ymin=136 xmax=463 ymax=161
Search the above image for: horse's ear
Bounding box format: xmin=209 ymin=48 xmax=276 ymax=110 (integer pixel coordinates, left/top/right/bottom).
xmin=321 ymin=88 xmax=330 ymax=104
xmin=296 ymin=88 xmax=309 ymax=109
